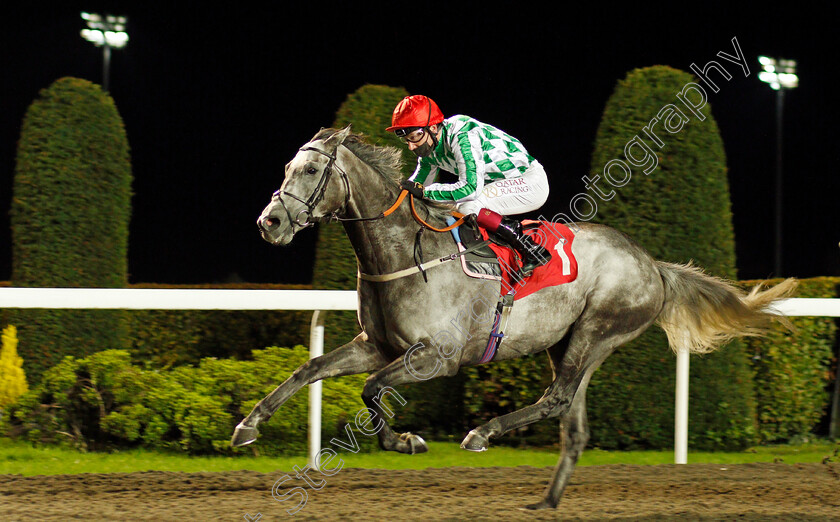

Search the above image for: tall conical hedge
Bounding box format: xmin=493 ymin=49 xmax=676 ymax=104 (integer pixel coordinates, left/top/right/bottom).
xmin=585 ymin=65 xmax=756 ymax=450
xmin=8 ymin=77 xmax=133 ymax=383
xmin=311 ymin=84 xmax=411 ymax=348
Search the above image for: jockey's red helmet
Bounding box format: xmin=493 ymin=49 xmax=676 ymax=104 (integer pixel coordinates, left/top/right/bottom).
xmin=386 ymin=95 xmax=444 ymax=132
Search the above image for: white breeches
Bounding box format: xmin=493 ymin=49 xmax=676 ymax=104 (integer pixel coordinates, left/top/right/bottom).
xmin=456 ymin=161 xmax=549 ymax=216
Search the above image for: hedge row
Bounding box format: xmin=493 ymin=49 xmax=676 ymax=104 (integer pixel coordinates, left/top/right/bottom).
xmin=568 ymin=65 xmax=750 ymax=451
xmin=4 ymin=346 xmax=377 ymax=455
xmin=461 ymin=277 xmax=838 ymax=449
xmin=0 ymin=282 xmax=313 ymax=380
xmin=740 ymin=277 xmax=838 ymax=443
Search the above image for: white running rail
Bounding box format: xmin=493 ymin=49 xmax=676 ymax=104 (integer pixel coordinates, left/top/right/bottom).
xmin=1 ymin=289 xmax=837 ymax=466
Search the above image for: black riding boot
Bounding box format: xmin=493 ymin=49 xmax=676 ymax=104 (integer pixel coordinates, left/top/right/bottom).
xmin=491 ymin=217 xmax=552 ymax=278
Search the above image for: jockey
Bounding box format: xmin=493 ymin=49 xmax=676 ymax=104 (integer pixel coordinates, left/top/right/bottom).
xmin=387 ymin=94 xmax=551 ymax=277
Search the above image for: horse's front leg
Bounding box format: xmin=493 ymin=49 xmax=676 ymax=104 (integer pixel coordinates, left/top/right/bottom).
xmin=231 ymin=334 xmax=389 ymax=447
xmin=359 ymin=343 xmax=459 ymax=455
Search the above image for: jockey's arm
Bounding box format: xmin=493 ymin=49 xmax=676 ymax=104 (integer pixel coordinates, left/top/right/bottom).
xmin=421 ymin=130 xmax=486 ymax=202
xmin=408 ymin=161 xmax=437 ymax=186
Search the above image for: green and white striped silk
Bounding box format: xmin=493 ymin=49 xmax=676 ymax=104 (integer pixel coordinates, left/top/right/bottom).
xmin=408 ymin=115 xmax=535 ymax=202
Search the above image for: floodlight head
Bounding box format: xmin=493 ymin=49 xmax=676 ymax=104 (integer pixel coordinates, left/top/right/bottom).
xmin=778 ymin=59 xmax=797 ymax=71
xmin=758 ymin=55 xmax=798 ymax=90
xmin=80 ymin=12 xmax=128 ymax=48
xmin=777 ymin=73 xmax=799 ymax=89
xmin=81 ymin=28 xmax=105 ymax=46
xmin=107 ymin=32 xmax=129 ymax=48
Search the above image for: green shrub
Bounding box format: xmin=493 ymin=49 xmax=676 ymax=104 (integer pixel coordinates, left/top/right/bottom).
xmin=461 ymin=352 xmax=555 ymax=446
xmin=0 ymin=325 xmax=29 ymax=410
xmin=8 ymin=77 xmax=132 ymax=383
xmin=4 ymin=346 xmax=373 ymax=455
xmin=741 ymin=277 xmax=838 ymax=443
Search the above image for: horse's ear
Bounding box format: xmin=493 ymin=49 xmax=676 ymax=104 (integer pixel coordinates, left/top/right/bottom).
xmin=325 ymin=124 xmax=352 ymax=150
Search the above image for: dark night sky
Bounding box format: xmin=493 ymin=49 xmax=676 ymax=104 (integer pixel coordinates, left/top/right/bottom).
xmin=1 ymin=4 xmax=838 ymax=286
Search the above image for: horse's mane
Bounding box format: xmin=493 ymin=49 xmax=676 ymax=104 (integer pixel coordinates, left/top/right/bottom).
xmin=313 ymin=128 xmax=457 ymax=218
xmin=313 ymin=127 xmax=404 ymax=182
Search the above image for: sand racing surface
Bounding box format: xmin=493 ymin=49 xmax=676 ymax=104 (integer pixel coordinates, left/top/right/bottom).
xmin=1 ymin=462 xmax=839 ymax=520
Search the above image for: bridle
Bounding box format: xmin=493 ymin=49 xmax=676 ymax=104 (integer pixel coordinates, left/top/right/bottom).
xmin=272 ymin=145 xmax=350 ymax=228
xmin=273 ymin=142 xmax=465 ymax=232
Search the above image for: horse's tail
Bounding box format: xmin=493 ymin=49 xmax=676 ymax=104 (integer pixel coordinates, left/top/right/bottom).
xmin=655 ymin=261 xmax=798 ymax=354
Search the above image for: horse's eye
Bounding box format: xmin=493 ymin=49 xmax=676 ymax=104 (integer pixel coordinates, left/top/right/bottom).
xmin=306 ymin=167 xmax=318 ymax=175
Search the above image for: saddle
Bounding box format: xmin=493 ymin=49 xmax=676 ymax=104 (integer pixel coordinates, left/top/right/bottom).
xmin=446 ymin=217 xmax=547 ymax=284
xmin=445 ymin=216 xmax=502 ymax=280
xmin=448 ymin=216 xmax=579 ymax=298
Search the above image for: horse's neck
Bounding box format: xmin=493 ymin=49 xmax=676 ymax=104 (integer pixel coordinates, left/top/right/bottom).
xmin=339 ymin=150 xmax=446 ymax=275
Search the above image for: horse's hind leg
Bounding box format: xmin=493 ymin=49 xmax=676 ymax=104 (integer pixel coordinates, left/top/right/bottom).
xmin=524 ymin=373 xmax=591 ymax=510
xmin=461 ymin=332 xmax=592 ymax=451
xmin=461 ymin=305 xmax=658 ymax=508
xmin=231 ymin=335 xmax=389 ymax=447
xmin=461 ymin=284 xmax=660 ymax=451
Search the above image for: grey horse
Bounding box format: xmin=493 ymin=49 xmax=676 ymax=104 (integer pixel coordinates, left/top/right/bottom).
xmin=234 ymin=125 xmax=796 ymax=509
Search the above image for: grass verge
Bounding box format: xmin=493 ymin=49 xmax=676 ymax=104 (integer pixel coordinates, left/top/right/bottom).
xmin=0 ymin=437 xmax=836 ymax=476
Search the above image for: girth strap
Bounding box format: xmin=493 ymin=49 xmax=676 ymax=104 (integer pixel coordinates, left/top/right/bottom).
xmin=358 ymin=239 xmax=492 ymax=283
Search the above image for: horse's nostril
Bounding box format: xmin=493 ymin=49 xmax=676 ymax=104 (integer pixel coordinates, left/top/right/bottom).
xmin=259 ymin=216 xmax=280 ymax=232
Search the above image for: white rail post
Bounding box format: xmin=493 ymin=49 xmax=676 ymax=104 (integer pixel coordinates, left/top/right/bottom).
xmin=308 ymin=310 xmax=325 ymax=470
xmin=674 ymin=334 xmax=690 ymax=464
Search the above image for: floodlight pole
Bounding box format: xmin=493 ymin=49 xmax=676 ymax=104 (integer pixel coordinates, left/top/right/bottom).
xmin=758 ymin=56 xmax=798 ymax=277
xmin=102 ymin=43 xmax=112 ymax=91
xmin=774 ymin=87 xmax=784 ymax=277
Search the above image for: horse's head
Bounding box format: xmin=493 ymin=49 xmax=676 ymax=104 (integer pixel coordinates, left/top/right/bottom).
xmin=258 ymin=125 xmax=353 ymax=245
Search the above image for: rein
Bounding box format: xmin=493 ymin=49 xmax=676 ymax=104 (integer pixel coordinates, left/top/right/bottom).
xmin=410 ymin=196 xmax=466 ymax=232
xmin=280 ymin=144 xmax=466 ymax=231
xmin=278 ymin=141 xmax=473 ymax=283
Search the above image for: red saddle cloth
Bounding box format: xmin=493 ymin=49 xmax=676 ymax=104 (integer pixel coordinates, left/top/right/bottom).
xmin=481 ymin=220 xmax=578 ymax=301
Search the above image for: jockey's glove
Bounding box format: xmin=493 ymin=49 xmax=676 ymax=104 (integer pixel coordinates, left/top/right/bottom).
xmin=400 ymin=180 xmax=425 ymax=199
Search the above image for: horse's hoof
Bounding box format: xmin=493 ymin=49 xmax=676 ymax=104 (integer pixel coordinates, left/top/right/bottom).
xmin=521 ymin=499 xmax=556 ymax=510
xmin=460 ymin=429 xmax=489 ymax=452
xmin=231 ymin=423 xmax=259 ymax=447
xmin=399 ymin=432 xmax=429 ymax=454
xmin=519 ymin=499 xmax=557 ymax=511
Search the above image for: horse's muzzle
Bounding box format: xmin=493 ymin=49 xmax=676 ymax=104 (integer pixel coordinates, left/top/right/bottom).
xmin=257 ymin=208 xmax=291 ymax=245
xmin=257 ymin=214 xmax=280 ymax=233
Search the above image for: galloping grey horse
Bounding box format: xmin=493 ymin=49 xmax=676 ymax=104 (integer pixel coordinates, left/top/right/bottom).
xmin=235 ymin=125 xmax=795 ymax=509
